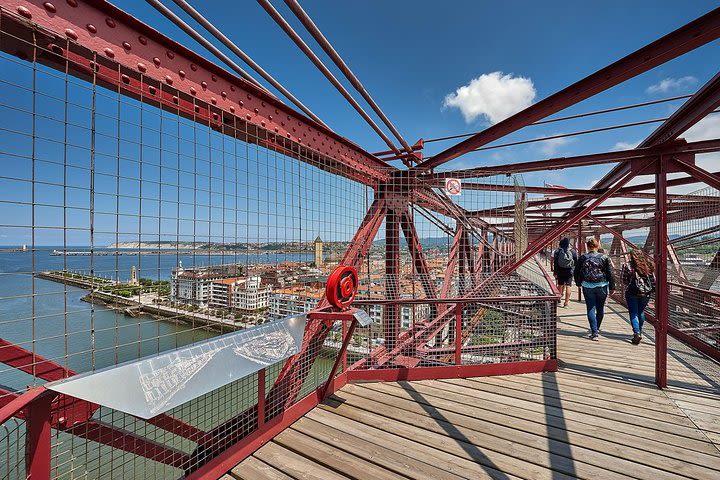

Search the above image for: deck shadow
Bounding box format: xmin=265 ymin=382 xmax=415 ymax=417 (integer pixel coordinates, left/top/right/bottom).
xmin=543 ymin=372 xmax=578 ymax=480
xmin=399 ymin=381 xmax=512 ymax=480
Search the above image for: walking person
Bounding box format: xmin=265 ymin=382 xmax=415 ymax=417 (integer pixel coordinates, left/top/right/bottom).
xmin=574 ymin=238 xmax=615 ymax=341
xmin=621 ymin=249 xmax=656 ymax=344
xmin=553 ymin=237 xmax=577 ymax=308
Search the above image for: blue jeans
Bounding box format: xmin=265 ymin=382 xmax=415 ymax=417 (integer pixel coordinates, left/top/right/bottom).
xmin=582 ymin=286 xmax=608 ymax=335
xmin=626 ymin=292 xmax=650 ymax=335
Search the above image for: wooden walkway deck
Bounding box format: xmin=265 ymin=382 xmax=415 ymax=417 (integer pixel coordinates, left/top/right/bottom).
xmin=226 ymin=299 xmax=720 ymax=480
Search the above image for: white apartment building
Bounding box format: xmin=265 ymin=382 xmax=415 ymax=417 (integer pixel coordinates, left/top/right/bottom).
xmin=209 ymin=276 xmax=271 ymax=311
xmin=363 ymin=303 xmax=431 ymax=329
xmin=269 ymin=287 xmax=323 ymax=319
xmin=171 ymin=268 xmax=227 ymax=307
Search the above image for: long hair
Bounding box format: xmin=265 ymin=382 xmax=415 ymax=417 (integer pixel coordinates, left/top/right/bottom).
xmin=630 ymin=249 xmax=654 ymax=276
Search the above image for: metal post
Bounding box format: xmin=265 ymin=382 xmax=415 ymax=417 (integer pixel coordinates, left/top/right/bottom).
xmin=26 ymin=393 xmax=53 ymax=480
xmin=577 ymin=222 xmax=583 ymax=301
xmin=655 ymin=157 xmax=669 ymax=389
xmin=455 ymin=305 xmax=462 ymax=365
xmin=384 ymin=209 xmax=401 ymax=351
xmin=257 ymin=368 xmax=265 ymax=428
xmin=322 ymin=319 xmax=357 ymax=399
xmin=342 ymin=320 xmax=348 ymax=372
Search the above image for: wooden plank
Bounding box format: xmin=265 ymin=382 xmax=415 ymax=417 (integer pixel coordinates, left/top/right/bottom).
xmin=253 ymin=442 xmax=350 ymax=480
xmin=471 ymin=374 xmax=689 ymax=416
xmin=273 ymin=427 xmax=401 ymax=480
xmin=293 ymin=416 xmax=468 ymax=480
xmin=306 ymin=408 xmax=516 ymax=480
xmin=350 ymin=383 xmax=720 ymax=479
xmin=318 ymin=396 xmax=588 ymax=480
xmin=443 ymin=378 xmax=702 ymax=433
xmin=230 ymin=456 xmax=295 ymax=480
xmin=415 ymin=378 xmax=717 ymax=453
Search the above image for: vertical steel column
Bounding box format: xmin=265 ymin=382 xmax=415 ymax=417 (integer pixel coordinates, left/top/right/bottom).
xmin=655 ymin=157 xmax=669 ymax=389
xmin=384 ymin=209 xmax=401 ymax=351
xmin=26 ymin=393 xmax=53 ymax=480
xmin=455 ymin=305 xmax=462 ymax=365
xmin=577 ymin=222 xmax=583 ymax=301
xmin=257 ymin=368 xmax=265 ymax=428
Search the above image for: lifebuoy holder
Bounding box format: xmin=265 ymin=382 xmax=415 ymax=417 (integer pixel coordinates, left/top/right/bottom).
xmin=325 ymin=265 xmax=358 ymax=309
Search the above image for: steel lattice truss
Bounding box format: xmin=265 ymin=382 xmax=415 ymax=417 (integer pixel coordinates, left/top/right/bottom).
xmin=0 ymin=1 xmax=718 ymax=479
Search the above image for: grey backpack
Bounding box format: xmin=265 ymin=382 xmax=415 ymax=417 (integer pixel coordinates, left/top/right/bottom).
xmin=557 ymin=249 xmax=575 ymax=269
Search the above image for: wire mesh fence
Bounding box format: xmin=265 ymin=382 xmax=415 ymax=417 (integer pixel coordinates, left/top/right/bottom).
xmin=0 ymin=12 xmax=366 ymax=478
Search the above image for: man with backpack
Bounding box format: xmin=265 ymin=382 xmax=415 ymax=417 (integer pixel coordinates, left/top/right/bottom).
xmin=553 ymin=237 xmax=577 ymax=308
xmin=574 ymin=238 xmax=616 ymax=341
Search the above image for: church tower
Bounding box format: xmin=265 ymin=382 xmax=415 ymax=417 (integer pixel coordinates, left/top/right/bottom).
xmin=314 ymin=235 xmax=323 ymax=268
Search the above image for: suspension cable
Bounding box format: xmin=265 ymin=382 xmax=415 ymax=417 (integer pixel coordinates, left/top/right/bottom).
xmin=283 ymin=0 xmax=414 ymax=154
xmin=146 ymin=0 xmax=265 ymax=89
xmin=424 ymin=93 xmax=695 ymax=144
xmin=422 ymin=109 xmax=720 ymax=160
xmin=170 ymin=0 xmax=329 ymax=129
xmin=255 ymin=0 xmax=405 ymax=159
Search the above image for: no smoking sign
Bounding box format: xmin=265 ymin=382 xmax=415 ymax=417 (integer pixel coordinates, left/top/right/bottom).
xmin=445 ymin=178 xmax=462 ymax=196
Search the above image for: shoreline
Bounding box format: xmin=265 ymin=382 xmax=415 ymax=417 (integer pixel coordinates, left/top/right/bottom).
xmin=37 ymin=271 xmax=247 ymax=333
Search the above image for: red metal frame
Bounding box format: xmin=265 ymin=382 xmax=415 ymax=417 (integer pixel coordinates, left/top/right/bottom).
xmin=414 ymin=7 xmax=720 ymax=171
xmin=2 ymin=2 xmax=720 ymax=479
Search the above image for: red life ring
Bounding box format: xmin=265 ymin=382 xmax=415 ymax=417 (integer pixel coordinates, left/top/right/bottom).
xmin=325 ymin=265 xmax=358 ymax=309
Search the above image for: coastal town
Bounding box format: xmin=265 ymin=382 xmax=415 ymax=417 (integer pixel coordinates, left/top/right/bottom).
xmin=38 ymin=237 xmax=445 ymax=341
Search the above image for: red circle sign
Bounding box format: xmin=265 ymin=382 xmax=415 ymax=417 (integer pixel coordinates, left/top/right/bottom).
xmin=326 ymin=265 xmax=358 ymax=309
xmin=446 ymin=179 xmax=461 ymax=195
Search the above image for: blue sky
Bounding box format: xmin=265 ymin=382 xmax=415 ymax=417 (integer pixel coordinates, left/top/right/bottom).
xmin=1 ymin=1 xmax=719 ymax=245
xmin=115 ymin=1 xmax=720 ymax=180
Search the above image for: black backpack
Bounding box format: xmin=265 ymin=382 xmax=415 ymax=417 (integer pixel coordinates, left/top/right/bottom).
xmin=631 ymin=269 xmax=655 ymax=297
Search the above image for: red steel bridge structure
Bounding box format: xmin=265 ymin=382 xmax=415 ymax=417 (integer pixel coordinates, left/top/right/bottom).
xmin=0 ymin=1 xmax=718 ymax=479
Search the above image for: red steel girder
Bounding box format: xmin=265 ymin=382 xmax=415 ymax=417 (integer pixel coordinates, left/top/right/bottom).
xmin=399 ymin=210 xmax=439 ymax=300
xmin=424 ymin=138 xmax=720 ymax=181
xmin=384 ymin=207 xmax=401 ymax=351
xmin=0 ymin=1 xmax=391 ymax=186
xmin=414 ymin=7 xmax=720 ymax=172
xmin=581 ymin=71 xmax=720 ymax=208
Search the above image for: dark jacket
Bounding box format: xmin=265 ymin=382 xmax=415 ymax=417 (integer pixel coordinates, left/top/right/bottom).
xmin=621 ymin=261 xmax=656 ymax=296
xmin=553 ymin=248 xmax=578 ymax=275
xmin=574 ymin=251 xmax=616 ymax=290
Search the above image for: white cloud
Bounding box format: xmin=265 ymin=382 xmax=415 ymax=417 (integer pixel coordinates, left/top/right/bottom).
xmin=613 ymin=141 xmax=639 ymax=151
xmin=443 ymin=71 xmax=536 ymax=124
xmin=537 ymin=137 xmax=569 ymax=156
xmin=646 ymin=76 xmax=697 ymax=95
xmin=683 ymin=115 xmax=720 ymax=142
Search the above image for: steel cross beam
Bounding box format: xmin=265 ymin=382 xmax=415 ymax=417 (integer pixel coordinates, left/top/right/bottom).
xmin=413 ymin=7 xmax=720 ymax=172
xmin=581 ymin=70 xmax=720 ymax=209
xmin=411 ymin=8 xmax=720 ymax=171
xmin=423 ymin=139 xmax=720 ymax=180
xmin=0 ymin=0 xmax=392 ymax=186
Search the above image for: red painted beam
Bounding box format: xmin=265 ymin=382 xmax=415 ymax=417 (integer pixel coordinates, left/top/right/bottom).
xmin=0 ymin=339 xmax=74 ymax=382
xmin=0 ymin=1 xmax=391 ymax=186
xmin=399 ymin=210 xmax=439 ymax=299
xmin=424 ymin=138 xmax=720 ymax=180
xmin=414 ymin=7 xmax=720 ymax=171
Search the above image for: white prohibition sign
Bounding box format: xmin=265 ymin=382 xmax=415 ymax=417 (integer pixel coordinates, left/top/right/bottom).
xmin=445 ymin=178 xmax=462 ymax=196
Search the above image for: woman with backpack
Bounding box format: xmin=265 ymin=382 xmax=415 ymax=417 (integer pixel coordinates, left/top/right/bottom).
xmin=621 ymin=249 xmax=656 ymax=344
xmin=553 ymin=237 xmax=577 ymax=308
xmin=574 ymin=238 xmax=615 ymax=341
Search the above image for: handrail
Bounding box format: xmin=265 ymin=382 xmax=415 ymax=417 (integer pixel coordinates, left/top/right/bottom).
xmin=668 ymin=280 xmax=720 ymax=298
xmin=0 ymin=386 xmax=48 ymax=425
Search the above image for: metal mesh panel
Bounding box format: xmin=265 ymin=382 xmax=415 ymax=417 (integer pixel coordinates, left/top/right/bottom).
xmin=0 ymin=16 xmax=361 ymax=478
